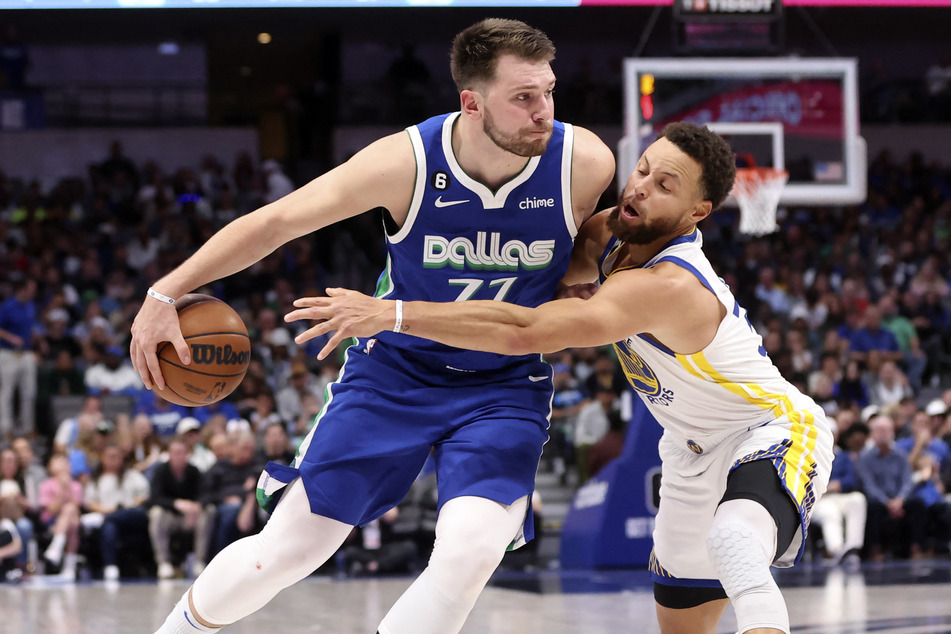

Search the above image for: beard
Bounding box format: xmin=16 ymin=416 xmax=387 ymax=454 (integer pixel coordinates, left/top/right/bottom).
xmin=606 ymin=202 xmax=683 ymax=246
xmin=483 ymin=108 xmax=552 ymax=157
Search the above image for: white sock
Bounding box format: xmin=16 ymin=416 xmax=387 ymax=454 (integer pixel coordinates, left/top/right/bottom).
xmin=45 ymin=534 xmax=66 ymax=565
xmin=154 ymin=590 xmax=222 ymax=634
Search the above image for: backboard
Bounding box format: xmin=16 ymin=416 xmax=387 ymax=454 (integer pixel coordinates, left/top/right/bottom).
xmin=620 ymin=57 xmax=866 ymax=206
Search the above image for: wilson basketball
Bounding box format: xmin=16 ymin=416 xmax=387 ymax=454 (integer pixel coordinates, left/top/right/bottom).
xmin=155 ymin=294 xmax=251 ymax=407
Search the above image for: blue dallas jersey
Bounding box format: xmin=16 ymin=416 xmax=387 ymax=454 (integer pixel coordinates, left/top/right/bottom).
xmin=372 ymin=112 xmax=577 ymax=373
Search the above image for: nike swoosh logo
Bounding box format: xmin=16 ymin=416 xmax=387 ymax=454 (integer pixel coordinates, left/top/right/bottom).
xmin=434 ymin=196 xmax=470 ymax=208
xmin=529 ymin=376 xmax=549 ymax=382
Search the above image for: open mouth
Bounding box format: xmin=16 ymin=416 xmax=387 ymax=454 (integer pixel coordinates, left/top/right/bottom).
xmin=620 ymin=203 xmax=639 ymax=219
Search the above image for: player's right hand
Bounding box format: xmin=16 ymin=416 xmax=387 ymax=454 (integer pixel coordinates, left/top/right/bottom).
xmin=130 ymin=298 xmax=190 ymax=391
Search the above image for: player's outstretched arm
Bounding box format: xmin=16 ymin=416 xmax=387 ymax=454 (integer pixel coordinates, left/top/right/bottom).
xmin=286 ymin=264 xmax=704 ymax=359
xmin=131 ymin=132 xmax=416 ymax=390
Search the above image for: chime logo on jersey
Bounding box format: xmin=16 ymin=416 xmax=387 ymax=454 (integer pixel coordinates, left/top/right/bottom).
xmin=614 ymin=343 xmax=661 ymax=396
xmin=423 ymin=232 xmax=556 ymax=271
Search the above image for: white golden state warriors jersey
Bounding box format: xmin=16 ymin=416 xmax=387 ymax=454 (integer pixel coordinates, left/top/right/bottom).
xmin=600 ymin=228 xmax=827 ymax=445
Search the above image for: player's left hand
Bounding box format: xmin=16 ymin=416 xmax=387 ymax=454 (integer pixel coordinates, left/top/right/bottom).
xmin=285 ymin=288 xmax=393 ymax=360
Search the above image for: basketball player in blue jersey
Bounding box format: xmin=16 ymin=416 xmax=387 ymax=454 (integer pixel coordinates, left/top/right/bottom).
xmin=292 ymin=122 xmax=834 ymax=634
xmin=130 ymin=18 xmax=615 ymax=634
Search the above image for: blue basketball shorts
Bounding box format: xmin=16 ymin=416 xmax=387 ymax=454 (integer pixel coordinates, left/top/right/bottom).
xmin=259 ymin=338 xmax=553 ymax=535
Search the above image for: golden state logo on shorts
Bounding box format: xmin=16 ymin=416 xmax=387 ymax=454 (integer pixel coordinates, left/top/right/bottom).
xmin=613 ymin=342 xmax=660 ymax=396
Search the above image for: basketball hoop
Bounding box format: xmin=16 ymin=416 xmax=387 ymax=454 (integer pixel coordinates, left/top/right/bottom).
xmin=733 ymin=167 xmax=788 ymax=236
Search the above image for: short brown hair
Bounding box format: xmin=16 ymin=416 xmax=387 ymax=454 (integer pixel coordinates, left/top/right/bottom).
xmin=661 ymin=122 xmax=736 ymax=210
xmin=450 ymin=18 xmax=555 ymax=92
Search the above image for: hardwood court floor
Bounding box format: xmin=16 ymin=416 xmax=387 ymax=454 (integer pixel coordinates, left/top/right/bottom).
xmin=3 ymin=559 xmax=951 ymax=633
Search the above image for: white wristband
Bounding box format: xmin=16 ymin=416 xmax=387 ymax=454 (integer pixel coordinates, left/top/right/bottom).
xmin=393 ymin=299 xmax=403 ymax=333
xmin=147 ymin=287 xmax=176 ymax=305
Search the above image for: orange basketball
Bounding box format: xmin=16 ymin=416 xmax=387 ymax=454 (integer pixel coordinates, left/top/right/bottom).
xmin=154 ymin=294 xmax=251 ymax=407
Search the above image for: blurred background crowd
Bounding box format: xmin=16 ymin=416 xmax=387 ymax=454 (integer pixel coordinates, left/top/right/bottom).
xmin=0 ymin=6 xmax=950 ymax=586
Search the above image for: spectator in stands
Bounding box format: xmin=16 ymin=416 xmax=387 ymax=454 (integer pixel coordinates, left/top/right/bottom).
xmin=127 ymin=412 xmax=163 ymax=477
xmin=810 ymin=416 xmax=866 ymax=566
xmin=11 ymin=437 xmax=45 ymax=520
xmin=134 ymin=392 xmax=187 ymax=438
xmin=261 ymin=160 xmax=295 ymax=205
xmin=84 ymin=344 xmax=144 ymax=396
xmin=550 ymin=362 xmax=587 ymax=486
xmin=878 ymin=293 xmax=927 ymax=392
xmin=849 ymin=305 xmax=903 ymax=372
xmin=834 ymin=359 xmax=870 ymax=410
xmin=0 ymin=518 xmax=23 ymax=584
xmin=868 ymin=360 xmax=914 ymax=409
xmin=809 ymin=351 xmax=843 ymax=396
xmin=255 ymin=421 xmax=295 ymax=468
xmin=148 ymin=437 xmax=207 ymax=579
xmin=52 ymin=396 xmax=103 ymax=455
xmin=902 ymin=416 xmax=951 ymax=557
xmin=247 ymin=391 xmax=283 ymax=438
xmin=38 ymin=453 xmax=83 ymax=579
xmin=199 ymin=431 xmax=259 ymax=557
xmin=754 ymin=266 xmax=791 ymax=316
xmin=0 ymin=278 xmax=39 ymax=440
xmin=0 ymin=447 xmax=33 ymax=576
xmin=903 ymin=289 xmax=951 ymax=387
xmin=175 ymin=417 xmax=216 ymax=473
xmin=37 ymin=307 xmax=82 ymax=364
xmin=191 ymin=397 xmax=240 ymax=428
xmin=857 ymin=414 xmax=925 ymax=561
xmin=573 ymin=385 xmax=616 ymax=484
xmin=37 ymin=350 xmax=87 ymax=435
xmin=583 ymin=347 xmax=627 ymax=398
xmin=82 ymin=442 xmax=150 ymax=580
xmin=586 ymin=411 xmax=626 ymax=480
xmin=275 ymin=362 xmax=324 ymax=425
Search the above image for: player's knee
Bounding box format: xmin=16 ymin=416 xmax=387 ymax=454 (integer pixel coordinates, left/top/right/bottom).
xmin=705 ymin=519 xmax=773 ymax=600
xmin=430 ymin=526 xmax=507 ymax=577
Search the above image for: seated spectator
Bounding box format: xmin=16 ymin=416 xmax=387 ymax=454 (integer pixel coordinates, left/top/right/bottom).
xmin=275 ymin=363 xmax=324 ymax=424
xmin=868 ymin=360 xmax=914 ymax=409
xmin=289 ymin=392 xmax=322 ymax=449
xmin=84 ymin=344 xmax=144 ymax=396
xmin=134 ymin=392 xmax=187 ymax=439
xmin=148 ymin=438 xmax=206 ymax=579
xmin=0 ymin=447 xmax=33 ymax=576
xmin=906 ymin=450 xmax=951 ymax=557
xmin=573 ymin=385 xmax=617 ymax=484
xmin=849 ymin=305 xmax=903 ymax=372
xmin=176 ymin=417 xmax=216 ymax=473
xmin=248 ymin=391 xmax=283 ymax=438
xmin=255 ymin=421 xmax=295 ymax=468
xmin=810 ymin=417 xmax=867 ymax=566
xmin=896 ymin=408 xmax=951 ymax=485
xmin=11 ymin=436 xmax=45 ymax=515
xmin=81 ymin=443 xmax=151 ymax=580
xmin=68 ymin=420 xmax=112 ymax=484
xmin=857 ymin=414 xmax=926 ymax=561
xmin=126 ymin=413 xmax=164 ymax=477
xmin=878 ymin=293 xmax=927 ymax=391
xmin=191 ymin=397 xmax=240 ymax=427
xmin=834 ymin=359 xmax=871 ymax=410
xmin=38 ymin=453 xmax=83 ymax=579
xmin=0 ymin=518 xmax=23 ymax=584
xmin=342 ymin=507 xmax=418 ymax=577
xmin=199 ymin=431 xmax=259 ymax=558
xmin=52 ymin=395 xmax=104 ymax=455
xmin=586 ymin=411 xmax=626 ymax=480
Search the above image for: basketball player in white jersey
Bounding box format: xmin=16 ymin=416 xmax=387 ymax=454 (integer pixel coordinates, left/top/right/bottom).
xmin=291 ymin=122 xmax=834 ymax=634
xmin=131 ymin=18 xmax=615 ymax=634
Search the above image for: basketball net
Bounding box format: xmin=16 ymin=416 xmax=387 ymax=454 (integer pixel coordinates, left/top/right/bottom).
xmin=733 ymin=167 xmax=788 ymax=236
